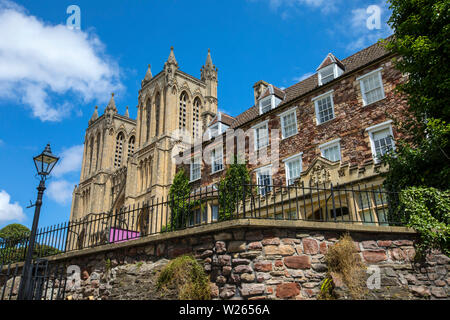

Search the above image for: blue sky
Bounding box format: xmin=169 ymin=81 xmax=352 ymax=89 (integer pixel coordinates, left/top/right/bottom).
xmin=0 ymin=0 xmax=392 ymax=230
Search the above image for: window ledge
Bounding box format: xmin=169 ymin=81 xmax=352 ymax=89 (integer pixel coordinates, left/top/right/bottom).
xmin=281 ymin=132 xmax=298 ymax=141
xmin=210 ymin=168 xmax=224 ymax=176
xmin=363 ymin=97 xmax=386 ymax=108
xmin=316 ymin=117 xmax=337 ymax=126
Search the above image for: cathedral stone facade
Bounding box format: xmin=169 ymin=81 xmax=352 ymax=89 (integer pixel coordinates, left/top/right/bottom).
xmin=70 ymin=48 xmax=218 ymax=221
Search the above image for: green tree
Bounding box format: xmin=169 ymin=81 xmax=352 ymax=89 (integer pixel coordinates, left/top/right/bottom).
xmin=384 ymin=0 xmax=449 ymax=124
xmin=218 ymin=158 xmax=251 ymax=221
xmin=381 ymin=0 xmax=450 ymax=255
xmin=0 ymin=223 xmax=30 ymax=245
xmin=168 ymin=168 xmax=192 ymax=230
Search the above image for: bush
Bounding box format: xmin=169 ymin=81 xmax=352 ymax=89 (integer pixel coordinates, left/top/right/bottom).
xmin=0 ymin=224 xmax=30 ymax=245
xmin=324 ymin=234 xmax=367 ymax=299
xmin=397 ymin=187 xmax=450 ymax=256
xmin=218 ymin=159 xmax=251 ymax=221
xmin=156 ymin=255 xmax=211 ymax=300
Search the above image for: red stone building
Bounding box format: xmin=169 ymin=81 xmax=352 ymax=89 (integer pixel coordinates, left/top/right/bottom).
xmin=176 ymin=37 xmax=409 ymax=225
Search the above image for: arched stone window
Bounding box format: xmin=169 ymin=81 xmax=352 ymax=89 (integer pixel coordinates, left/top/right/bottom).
xmin=146 ymin=98 xmax=151 ymax=142
xmin=128 ymin=135 xmax=135 ymax=158
xmin=114 ymin=132 xmax=125 ymax=168
xmin=95 ymin=132 xmax=101 ymax=171
xmin=89 ymin=136 xmax=94 ymax=174
xmin=193 ymin=97 xmax=201 ymax=140
xmin=155 ymin=93 xmax=161 ymax=136
xmin=179 ymin=92 xmax=187 ymax=131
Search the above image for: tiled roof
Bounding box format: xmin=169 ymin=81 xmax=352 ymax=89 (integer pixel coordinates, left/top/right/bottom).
xmin=229 ymin=37 xmax=393 ymax=129
xmin=220 ymin=113 xmax=235 ymax=126
xmin=259 ymin=85 xmax=286 ymax=100
xmin=317 ymin=53 xmax=345 ymax=71
xmin=208 ymin=111 xmax=235 ymax=127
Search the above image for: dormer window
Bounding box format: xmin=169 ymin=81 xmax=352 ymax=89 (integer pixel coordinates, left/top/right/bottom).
xmin=319 ymin=65 xmax=335 ymax=85
xmin=209 ymin=123 xmax=219 ymax=139
xmin=258 ymin=84 xmax=284 ymax=115
xmin=317 ymin=53 xmax=345 ymax=86
xmin=260 ymin=96 xmax=272 ymax=114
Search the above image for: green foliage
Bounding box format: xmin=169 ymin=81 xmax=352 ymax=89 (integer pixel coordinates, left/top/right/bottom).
xmin=156 ymin=255 xmax=211 ymax=300
xmin=318 ymin=277 xmax=335 ymax=300
xmin=381 ymin=0 xmax=450 ymax=253
xmin=168 ymin=169 xmax=194 ymax=230
xmin=217 ymin=158 xmax=251 ymax=221
xmin=397 ymin=187 xmax=450 ymax=256
xmin=385 ymin=0 xmax=450 ymax=123
xmin=0 ymin=243 xmax=62 ymax=264
xmin=0 ymin=223 xmax=30 ymax=245
xmin=383 ymin=119 xmax=450 ymax=193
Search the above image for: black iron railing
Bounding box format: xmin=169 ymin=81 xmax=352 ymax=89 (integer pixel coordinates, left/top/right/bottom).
xmin=0 ymin=182 xmax=402 ymax=264
xmin=0 ymin=259 xmax=67 ymax=300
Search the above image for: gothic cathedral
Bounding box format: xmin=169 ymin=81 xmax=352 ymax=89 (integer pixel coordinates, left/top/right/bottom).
xmin=70 ymin=48 xmax=218 ymax=221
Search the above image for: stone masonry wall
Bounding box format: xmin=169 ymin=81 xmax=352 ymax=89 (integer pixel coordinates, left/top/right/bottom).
xmin=56 ymin=225 xmax=450 ymax=300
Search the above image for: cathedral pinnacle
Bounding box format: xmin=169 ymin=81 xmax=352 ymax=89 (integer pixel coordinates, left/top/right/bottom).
xmin=125 ymin=105 xmax=129 ymax=118
xmin=89 ymin=105 xmax=99 ymax=125
xmin=201 ymin=48 xmax=217 ymax=81
xmin=144 ymin=64 xmax=152 ymax=81
xmin=105 ymin=92 xmax=117 ymax=114
xmin=205 ymin=48 xmax=213 ymax=68
xmin=166 ymin=46 xmax=178 ymax=66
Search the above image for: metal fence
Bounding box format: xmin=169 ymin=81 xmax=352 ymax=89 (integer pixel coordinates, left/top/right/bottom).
xmin=0 ymin=182 xmax=401 ymax=264
xmin=0 ymin=259 xmax=67 ymax=300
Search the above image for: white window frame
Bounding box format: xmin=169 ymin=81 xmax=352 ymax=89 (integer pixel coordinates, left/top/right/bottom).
xmin=279 ymin=107 xmax=298 ymax=139
xmin=252 ymin=120 xmax=269 ymax=151
xmin=209 ymin=123 xmax=220 ymax=139
xmin=283 ymin=152 xmax=303 ymax=186
xmin=255 ymin=165 xmax=273 ymax=196
xmin=357 ymin=68 xmax=385 ymax=106
xmin=210 ymin=146 xmax=224 ymax=174
xmin=259 ymin=95 xmax=274 ymax=114
xmin=312 ymin=90 xmax=335 ymax=125
xmin=318 ymin=65 xmax=336 ymax=86
xmin=319 ymin=138 xmax=341 ymax=162
xmin=190 ymin=156 xmax=201 ymax=182
xmin=365 ymin=120 xmax=395 ymax=163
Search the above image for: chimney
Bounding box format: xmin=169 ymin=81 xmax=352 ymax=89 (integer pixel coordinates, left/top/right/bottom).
xmin=253 ymin=80 xmax=269 ymax=106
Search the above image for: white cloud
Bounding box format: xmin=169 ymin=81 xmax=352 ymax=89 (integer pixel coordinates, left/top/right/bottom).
xmin=0 ymin=190 xmax=25 ymax=224
xmin=52 ymin=145 xmax=84 ymax=178
xmin=345 ymin=2 xmax=392 ymax=52
xmin=0 ymin=0 xmax=123 ymax=121
xmin=293 ymin=72 xmax=314 ymax=83
xmin=46 ymin=180 xmax=75 ymax=205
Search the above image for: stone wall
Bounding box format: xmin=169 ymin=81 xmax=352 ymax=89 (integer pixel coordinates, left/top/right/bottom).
xmin=44 ymin=221 xmax=449 ymax=300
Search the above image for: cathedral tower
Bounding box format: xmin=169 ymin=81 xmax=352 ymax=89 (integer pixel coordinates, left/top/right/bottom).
xmin=71 ymin=47 xmax=218 ymax=222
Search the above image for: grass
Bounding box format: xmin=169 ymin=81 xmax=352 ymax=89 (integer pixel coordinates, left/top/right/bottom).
xmin=322 ymin=233 xmax=367 ymax=299
xmin=156 ymin=255 xmax=211 ymax=300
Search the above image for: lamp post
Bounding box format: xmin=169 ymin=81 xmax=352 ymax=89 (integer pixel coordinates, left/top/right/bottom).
xmin=17 ymin=144 xmax=59 ymax=300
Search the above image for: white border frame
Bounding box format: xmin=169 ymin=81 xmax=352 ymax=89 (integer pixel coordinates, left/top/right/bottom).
xmin=254 ymin=164 xmax=273 ymax=195
xmin=319 ymin=138 xmax=342 ymax=162
xmin=357 ymin=68 xmax=385 ymax=106
xmin=190 ymin=156 xmax=201 ymax=182
xmin=259 ymin=95 xmax=274 ymax=115
xmin=210 ymin=145 xmax=224 ymax=174
xmin=279 ymin=107 xmax=298 ymax=139
xmin=312 ymin=90 xmax=335 ymax=125
xmin=365 ymin=120 xmax=395 ymax=163
xmin=252 ymin=120 xmax=269 ymax=151
xmin=282 ymin=152 xmax=303 ymax=185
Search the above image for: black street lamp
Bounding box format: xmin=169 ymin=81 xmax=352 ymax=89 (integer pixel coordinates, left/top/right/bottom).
xmin=17 ymin=144 xmax=59 ymax=300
